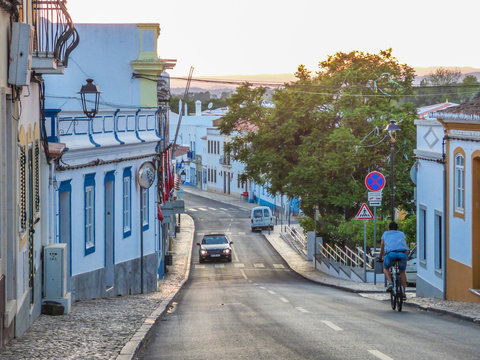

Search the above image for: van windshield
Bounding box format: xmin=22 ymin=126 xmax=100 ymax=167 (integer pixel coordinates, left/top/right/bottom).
xmin=253 ymin=209 xmax=263 ymax=218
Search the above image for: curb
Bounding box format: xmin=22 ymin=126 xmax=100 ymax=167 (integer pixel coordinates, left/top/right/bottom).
xmin=116 ymin=215 xmax=195 ymax=360
xmin=403 ymin=301 xmax=480 ymax=324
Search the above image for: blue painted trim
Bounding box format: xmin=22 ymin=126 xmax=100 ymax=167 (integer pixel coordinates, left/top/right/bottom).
xmin=84 ymin=173 xmax=96 ymax=256
xmin=104 ymin=171 xmax=115 ymax=266
xmin=123 ymin=167 xmax=132 ymax=238
xmin=88 ymin=119 xmax=101 ymax=147
xmin=45 ymin=109 xmax=61 ymax=142
xmin=113 ymin=109 xmax=125 ymax=145
xmin=58 ymin=180 xmax=72 ymax=276
xmin=142 ymin=188 xmax=149 ymax=231
xmin=135 ymin=109 xmax=145 ymax=143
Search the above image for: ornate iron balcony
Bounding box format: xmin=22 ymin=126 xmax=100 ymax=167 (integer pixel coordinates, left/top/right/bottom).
xmin=31 ymin=0 xmax=79 ymax=73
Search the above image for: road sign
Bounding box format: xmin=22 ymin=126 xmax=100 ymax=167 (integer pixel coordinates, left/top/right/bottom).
xmin=368 ymin=191 xmax=382 ymax=201
xmin=365 ymin=171 xmax=386 ymax=192
xmin=355 ymin=203 xmax=374 ymax=220
xmin=369 ymin=201 xmax=381 ymax=207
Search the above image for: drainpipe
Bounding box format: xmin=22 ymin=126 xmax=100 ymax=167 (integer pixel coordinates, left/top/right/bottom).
xmin=442 ymin=134 xmax=447 ymax=299
xmin=48 ymin=162 xmax=56 ymax=245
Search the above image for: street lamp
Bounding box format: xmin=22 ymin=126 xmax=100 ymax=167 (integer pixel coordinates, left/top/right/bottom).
xmin=385 ymin=120 xmax=400 ymax=220
xmin=79 ymin=79 xmax=102 ymax=119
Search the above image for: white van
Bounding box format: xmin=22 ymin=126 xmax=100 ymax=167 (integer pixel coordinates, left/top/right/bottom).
xmin=250 ymin=206 xmax=274 ymax=232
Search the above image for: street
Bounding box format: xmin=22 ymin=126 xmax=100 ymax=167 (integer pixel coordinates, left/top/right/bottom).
xmin=139 ymin=191 xmax=480 ymax=360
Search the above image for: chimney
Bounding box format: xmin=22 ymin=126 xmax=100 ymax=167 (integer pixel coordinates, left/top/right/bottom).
xmin=195 ymin=100 xmax=201 ymax=116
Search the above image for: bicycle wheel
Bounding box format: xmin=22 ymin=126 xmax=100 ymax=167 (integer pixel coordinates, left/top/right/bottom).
xmin=390 ymin=282 xmax=396 ymax=310
xmin=396 ymin=276 xmax=403 ymax=312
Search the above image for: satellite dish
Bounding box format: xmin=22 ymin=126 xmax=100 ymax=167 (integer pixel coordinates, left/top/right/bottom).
xmin=207 ymin=102 xmax=213 ymax=110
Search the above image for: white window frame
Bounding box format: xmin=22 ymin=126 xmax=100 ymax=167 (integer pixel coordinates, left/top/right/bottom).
xmin=455 ymin=154 xmax=464 ymax=212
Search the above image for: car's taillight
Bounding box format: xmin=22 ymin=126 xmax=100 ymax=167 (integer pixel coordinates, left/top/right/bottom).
xmin=251 ymin=219 xmax=253 ymax=223
xmin=270 ymin=217 xmax=272 ymax=221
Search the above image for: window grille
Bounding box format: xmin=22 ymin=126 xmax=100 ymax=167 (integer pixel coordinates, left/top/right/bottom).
xmin=19 ymin=145 xmax=27 ymax=231
xmin=34 ymin=141 xmax=40 ymax=214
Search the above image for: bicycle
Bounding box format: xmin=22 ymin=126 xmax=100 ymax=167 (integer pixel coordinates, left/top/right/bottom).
xmin=389 ymin=259 xmax=404 ymax=312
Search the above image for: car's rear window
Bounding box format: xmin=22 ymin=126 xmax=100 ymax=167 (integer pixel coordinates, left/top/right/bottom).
xmin=253 ymin=209 xmax=263 ymax=218
xmin=263 ymin=209 xmax=270 ymax=217
xmin=202 ymin=236 xmax=228 ymax=244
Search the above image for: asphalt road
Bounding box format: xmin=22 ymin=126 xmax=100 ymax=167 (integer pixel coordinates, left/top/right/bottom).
xmin=139 ymin=192 xmax=480 ymax=360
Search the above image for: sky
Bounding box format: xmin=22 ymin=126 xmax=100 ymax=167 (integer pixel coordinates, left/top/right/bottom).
xmin=67 ymin=0 xmax=480 ymax=78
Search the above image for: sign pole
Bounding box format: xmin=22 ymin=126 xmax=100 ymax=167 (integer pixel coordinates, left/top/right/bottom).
xmin=363 ymin=220 xmax=367 ymax=282
xmin=373 ymin=206 xmax=377 ymax=285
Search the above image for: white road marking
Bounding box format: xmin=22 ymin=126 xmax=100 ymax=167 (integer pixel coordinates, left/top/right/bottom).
xmin=238 ymin=232 xmax=246 ymax=235
xmin=296 ymin=307 xmax=309 ymax=313
xmin=232 ymin=247 xmax=239 ymax=262
xmin=208 ymin=207 xmax=216 ymax=210
xmin=220 ymin=208 xmax=229 ymax=211
xmin=195 ymin=265 xmax=205 ymax=269
xmin=279 ymin=297 xmax=289 ymax=303
xmin=240 ymin=269 xmax=248 ymax=280
xmin=273 ymin=264 xmax=285 ymax=269
xmin=234 ymin=263 xmax=245 ymax=268
xmin=214 ymin=264 xmax=225 ymax=268
xmin=267 ymin=290 xmax=276 ymax=295
xmin=253 ymin=283 xmax=258 ymax=285
xmin=321 ymin=320 xmax=343 ymax=331
xmin=368 ymin=350 xmax=394 ymax=360
xmin=253 ymin=263 xmax=265 ymax=268
xmin=189 ymin=208 xmax=197 ymax=212
xmin=248 ymin=280 xmax=253 ymax=283
xmin=259 ymin=286 xmax=266 ymax=290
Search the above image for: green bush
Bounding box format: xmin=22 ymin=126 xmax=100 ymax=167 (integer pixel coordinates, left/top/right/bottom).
xmin=300 ymin=214 xmax=416 ymax=250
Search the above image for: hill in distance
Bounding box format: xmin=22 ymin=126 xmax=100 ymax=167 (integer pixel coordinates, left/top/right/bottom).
xmin=171 ymin=68 xmax=480 ymax=94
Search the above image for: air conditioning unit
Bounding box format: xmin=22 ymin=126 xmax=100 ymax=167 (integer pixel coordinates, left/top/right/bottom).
xmin=43 ymin=244 xmax=71 ymax=314
xmin=8 ymin=22 xmax=33 ymax=86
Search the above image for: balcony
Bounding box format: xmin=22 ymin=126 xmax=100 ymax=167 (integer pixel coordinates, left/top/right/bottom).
xmin=31 ymin=0 xmax=79 ymax=74
xmin=187 ymin=150 xmax=196 ymax=161
xmin=219 ymin=155 xmax=231 ymax=166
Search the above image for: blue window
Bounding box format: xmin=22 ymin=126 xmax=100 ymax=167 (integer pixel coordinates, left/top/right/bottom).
xmin=123 ymin=167 xmax=132 ymax=238
xmin=142 ymin=188 xmax=149 ymax=231
xmin=84 ymin=173 xmax=96 ymax=255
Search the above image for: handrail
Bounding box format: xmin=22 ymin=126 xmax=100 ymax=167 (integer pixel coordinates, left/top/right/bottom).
xmin=318 ymin=243 xmax=336 ymax=260
xmin=356 ymin=247 xmax=375 ymax=269
xmin=33 ymin=0 xmax=79 ymax=66
xmin=349 ymin=246 xmax=372 ymax=269
xmin=286 ymin=225 xmax=306 ymax=248
xmin=325 ymin=243 xmax=346 ymax=265
xmin=335 ymin=244 xmax=359 ymax=267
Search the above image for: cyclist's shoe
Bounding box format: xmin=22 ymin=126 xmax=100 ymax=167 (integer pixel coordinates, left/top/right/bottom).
xmin=386 ymin=282 xmax=393 ymax=292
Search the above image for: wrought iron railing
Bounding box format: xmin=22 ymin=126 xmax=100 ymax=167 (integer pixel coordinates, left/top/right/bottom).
xmin=32 ymin=0 xmax=79 ymax=66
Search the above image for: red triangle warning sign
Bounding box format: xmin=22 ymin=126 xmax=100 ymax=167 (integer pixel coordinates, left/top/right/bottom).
xmin=355 ymin=203 xmax=374 ymax=220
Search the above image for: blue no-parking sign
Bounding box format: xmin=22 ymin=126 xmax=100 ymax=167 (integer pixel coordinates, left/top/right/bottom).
xmin=365 ymin=171 xmax=385 ymax=192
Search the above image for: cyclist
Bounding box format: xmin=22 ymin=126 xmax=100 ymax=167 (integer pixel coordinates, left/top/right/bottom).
xmin=378 ymin=221 xmax=409 ymax=300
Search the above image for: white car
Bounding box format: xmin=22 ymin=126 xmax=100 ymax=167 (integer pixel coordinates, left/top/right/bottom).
xmin=406 ymin=246 xmax=417 ymax=285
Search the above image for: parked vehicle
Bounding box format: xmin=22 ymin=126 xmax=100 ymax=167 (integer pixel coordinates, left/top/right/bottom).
xmin=197 ymin=234 xmax=233 ymax=263
xmin=406 ymin=246 xmax=417 ymax=285
xmin=250 ymin=206 xmax=274 ymax=232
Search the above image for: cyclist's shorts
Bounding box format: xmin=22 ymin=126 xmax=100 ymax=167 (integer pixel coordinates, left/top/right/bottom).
xmin=383 ymin=252 xmax=407 ymax=271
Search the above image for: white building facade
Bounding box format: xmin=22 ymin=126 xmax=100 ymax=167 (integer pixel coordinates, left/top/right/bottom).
xmin=44 ymin=23 xmax=176 ymax=301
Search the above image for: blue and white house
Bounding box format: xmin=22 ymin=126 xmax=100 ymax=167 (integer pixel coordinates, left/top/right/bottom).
xmin=43 ymin=23 xmax=176 ymax=302
xmin=414 ymin=102 xmax=458 ymax=299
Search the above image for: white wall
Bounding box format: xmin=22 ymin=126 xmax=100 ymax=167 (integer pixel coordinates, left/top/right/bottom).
xmin=45 ymin=24 xmax=141 ymax=110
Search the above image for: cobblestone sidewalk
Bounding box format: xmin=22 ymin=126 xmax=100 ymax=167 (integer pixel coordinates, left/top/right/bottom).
xmin=0 ymin=214 xmax=194 ymax=360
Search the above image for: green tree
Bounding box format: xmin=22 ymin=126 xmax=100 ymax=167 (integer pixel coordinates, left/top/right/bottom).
xmin=220 ymin=49 xmax=417 ymax=243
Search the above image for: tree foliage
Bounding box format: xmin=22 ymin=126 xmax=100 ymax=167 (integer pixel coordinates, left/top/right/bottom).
xmin=220 ymin=49 xmax=418 ymax=242
xmin=410 ymin=67 xmax=480 ymax=106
